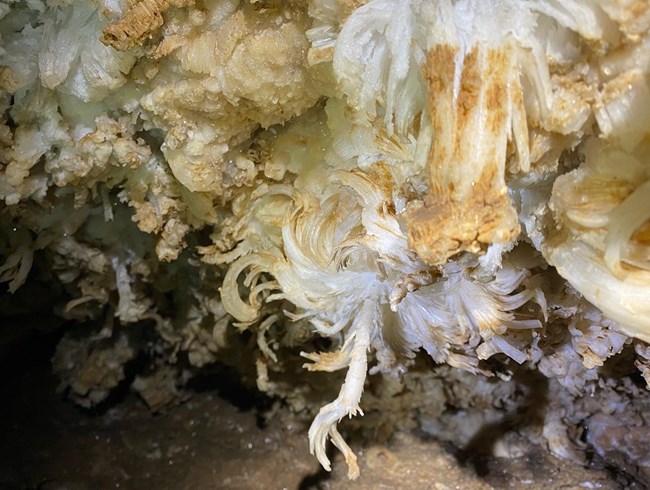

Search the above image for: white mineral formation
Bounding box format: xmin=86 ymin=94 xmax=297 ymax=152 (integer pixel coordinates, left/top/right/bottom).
xmin=1 ymin=0 xmax=649 ymax=479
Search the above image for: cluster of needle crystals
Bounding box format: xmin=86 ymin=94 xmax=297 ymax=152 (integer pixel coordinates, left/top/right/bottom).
xmin=1 ymin=0 xmax=650 ymax=479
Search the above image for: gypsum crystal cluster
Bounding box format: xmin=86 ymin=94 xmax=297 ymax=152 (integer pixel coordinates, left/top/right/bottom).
xmin=1 ymin=0 xmax=650 ymax=480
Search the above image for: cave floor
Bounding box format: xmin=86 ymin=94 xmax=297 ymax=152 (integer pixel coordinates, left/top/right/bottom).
xmin=0 ymin=352 xmax=637 ymax=490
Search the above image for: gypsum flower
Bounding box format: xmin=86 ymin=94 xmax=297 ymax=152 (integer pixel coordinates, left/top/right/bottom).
xmin=219 ymin=167 xmax=542 ymax=478
xmin=545 ymin=133 xmax=650 ymax=342
xmin=404 ymin=1 xmax=535 ymax=265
